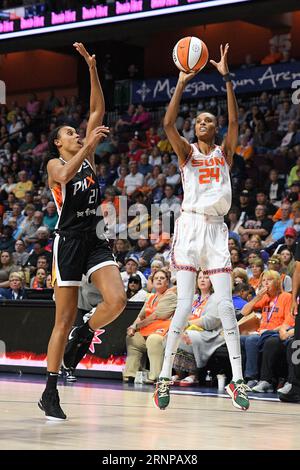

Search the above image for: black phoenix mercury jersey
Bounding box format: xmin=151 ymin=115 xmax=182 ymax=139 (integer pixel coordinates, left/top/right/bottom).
xmin=51 ymin=158 xmax=101 ymax=232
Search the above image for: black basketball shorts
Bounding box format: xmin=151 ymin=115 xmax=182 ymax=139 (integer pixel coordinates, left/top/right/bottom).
xmin=52 ymin=231 xmax=118 ymax=287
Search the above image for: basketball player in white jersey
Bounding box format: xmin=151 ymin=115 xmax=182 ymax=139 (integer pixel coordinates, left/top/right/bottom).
xmin=153 ymin=44 xmax=250 ymax=411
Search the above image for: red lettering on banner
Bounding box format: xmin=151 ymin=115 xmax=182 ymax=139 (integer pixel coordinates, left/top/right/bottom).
xmin=0 ymin=21 xmax=14 ymax=33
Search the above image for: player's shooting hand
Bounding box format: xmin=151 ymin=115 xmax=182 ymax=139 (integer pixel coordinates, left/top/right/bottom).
xmin=178 ymin=70 xmax=197 ymax=86
xmin=73 ymin=42 xmax=96 ymax=69
xmin=86 ymin=126 xmax=109 ymax=147
xmin=210 ymin=43 xmax=230 ymax=76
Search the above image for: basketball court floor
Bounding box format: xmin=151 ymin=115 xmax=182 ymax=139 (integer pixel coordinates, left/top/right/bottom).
xmin=0 ymin=374 xmax=299 ymax=450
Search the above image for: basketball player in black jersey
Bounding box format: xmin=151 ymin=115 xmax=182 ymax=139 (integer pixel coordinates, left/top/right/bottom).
xmin=38 ymin=43 xmax=126 ymax=420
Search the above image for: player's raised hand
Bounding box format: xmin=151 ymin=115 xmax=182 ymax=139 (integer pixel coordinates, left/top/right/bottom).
xmin=210 ymin=43 xmax=230 ymax=76
xmin=178 ymin=70 xmax=197 ymax=86
xmin=86 ymin=126 xmax=109 ymax=147
xmin=73 ymin=42 xmax=96 ymax=69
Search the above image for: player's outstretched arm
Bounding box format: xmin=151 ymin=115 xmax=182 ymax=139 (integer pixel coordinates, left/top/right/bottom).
xmin=163 ymin=71 xmax=195 ymax=166
xmin=210 ymin=44 xmax=238 ymax=166
xmin=74 ymin=42 xmax=105 ymax=139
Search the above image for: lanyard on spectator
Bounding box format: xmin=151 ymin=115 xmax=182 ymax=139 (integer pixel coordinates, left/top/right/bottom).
xmin=267 ymin=296 xmax=278 ymax=322
xmin=192 ymin=294 xmax=210 ymax=317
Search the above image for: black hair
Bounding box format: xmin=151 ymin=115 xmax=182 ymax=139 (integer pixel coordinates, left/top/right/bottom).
xmin=48 ymin=125 xmax=65 ymax=159
xmin=233 ymin=282 xmax=249 ymax=295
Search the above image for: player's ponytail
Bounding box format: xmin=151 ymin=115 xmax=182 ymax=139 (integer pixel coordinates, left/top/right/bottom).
xmin=48 ymin=126 xmax=64 ymax=159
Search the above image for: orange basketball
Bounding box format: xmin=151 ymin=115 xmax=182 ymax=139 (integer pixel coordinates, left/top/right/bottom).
xmin=173 ymin=36 xmax=209 ymax=73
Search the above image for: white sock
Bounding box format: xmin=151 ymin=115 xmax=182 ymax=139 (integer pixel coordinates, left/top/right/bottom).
xmin=160 ymin=271 xmax=196 ymax=379
xmin=210 ymin=272 xmax=243 ymax=382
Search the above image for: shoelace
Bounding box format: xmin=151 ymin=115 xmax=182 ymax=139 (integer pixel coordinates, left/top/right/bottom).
xmin=235 ymin=382 xmax=251 ymax=398
xmin=158 ymin=381 xmax=172 ymax=397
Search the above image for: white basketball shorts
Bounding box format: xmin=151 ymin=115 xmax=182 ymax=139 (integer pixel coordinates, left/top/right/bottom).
xmin=170 ymin=211 xmax=232 ymax=275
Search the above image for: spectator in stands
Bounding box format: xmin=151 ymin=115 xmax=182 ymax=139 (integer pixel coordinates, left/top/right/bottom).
xmin=0 ymin=251 xmax=19 ymax=288
xmin=26 ymin=93 xmax=40 ymax=117
xmin=12 ymin=240 xmax=29 ymax=268
xmin=241 ymin=270 xmax=293 ymax=388
xmin=264 ymin=203 xmax=293 ymax=245
xmin=126 ymin=140 xmax=144 ymax=165
xmin=97 ymin=164 xmax=110 ymax=197
xmin=236 ymin=134 xmax=254 ymax=161
xmin=230 ymin=248 xmax=245 ymax=269
xmin=26 ymin=241 xmax=51 ymax=274
xmin=131 ymin=104 xmax=151 ymax=131
xmin=165 ymin=163 xmax=180 ymax=187
xmin=0 ymin=271 xmax=26 ymax=300
xmin=146 ymin=127 xmax=160 ymax=148
xmin=113 ymin=239 xmax=130 ymax=269
xmin=124 ymin=161 xmax=144 ymax=196
xmin=267 ymin=254 xmax=292 ymax=292
xmin=43 ymin=201 xmax=58 ymax=233
xmin=232 ymin=267 xmax=249 ymax=287
xmin=113 ymin=165 xmax=128 ymax=193
xmin=156 ymin=137 xmax=172 ymax=157
xmin=3 ymin=202 xmax=24 ymax=227
xmin=279 ymin=247 xmax=295 ymax=277
xmin=121 ymin=255 xmax=147 ymax=290
xmin=1 ymin=175 xmax=16 ymax=196
xmin=239 ymin=205 xmax=273 ymax=241
xmin=279 ymin=121 xmax=298 ymax=150
xmin=232 ymin=282 xmax=251 ymax=316
xmin=265 ymin=169 xmax=285 ymax=207
xmin=128 ymin=236 xmax=157 ymax=273
xmin=255 ymin=191 xmax=277 ymax=218
xmin=18 ymin=132 xmax=37 ymax=158
xmin=237 ymin=190 xmax=255 ymax=221
xmin=277 ymin=101 xmax=298 ymax=133
xmin=8 ymin=114 xmax=23 ymax=141
xmin=217 ymin=115 xmax=228 ymax=139
xmin=266 ymin=226 xmax=298 ymax=256
xmin=149 ymin=146 xmax=162 ymax=167
xmin=261 ymin=45 xmax=282 ymax=65
xmin=253 ymin=323 xmax=294 ymax=394
xmin=22 ymin=210 xmax=43 ymax=245
xmin=146 ymin=259 xmax=165 ymax=292
xmin=32 ymin=133 xmax=48 ymax=158
xmin=182 ymin=119 xmax=194 ymax=143
xmin=248 ymin=258 xmax=264 ymax=292
xmin=0 ymin=226 xmax=16 ymax=253
xmin=138 ymin=153 xmax=153 ymax=177
xmin=13 ymin=171 xmax=33 ymax=200
xmin=287 ymin=155 xmax=300 ymax=188
xmin=123 ymin=270 xmax=176 ymax=383
xmin=30 ymin=267 xmax=47 ymax=289
xmin=126 ymin=274 xmax=147 ymax=302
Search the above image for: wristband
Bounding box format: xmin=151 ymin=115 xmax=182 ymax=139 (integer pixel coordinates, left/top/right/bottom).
xmin=223 ymin=73 xmax=232 ymax=83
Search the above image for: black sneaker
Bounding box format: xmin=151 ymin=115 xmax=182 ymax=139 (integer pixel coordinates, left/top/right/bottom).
xmin=63 ymin=326 xmax=94 ymax=369
xmin=60 ymin=365 xmax=77 ymax=382
xmin=38 ymin=389 xmax=66 ymax=420
xmin=278 ymin=386 xmax=300 ymax=403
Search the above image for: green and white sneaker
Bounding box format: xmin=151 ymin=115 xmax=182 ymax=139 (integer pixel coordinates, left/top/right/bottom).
xmin=225 ymin=379 xmax=250 ymax=411
xmin=153 ymin=377 xmax=172 ymax=410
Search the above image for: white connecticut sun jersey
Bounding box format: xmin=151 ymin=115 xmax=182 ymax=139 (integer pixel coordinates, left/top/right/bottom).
xmin=180 ymin=143 xmax=232 ymax=216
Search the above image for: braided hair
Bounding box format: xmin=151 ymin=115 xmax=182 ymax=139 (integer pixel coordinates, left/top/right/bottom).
xmin=47 ymin=125 xmax=65 ymax=159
